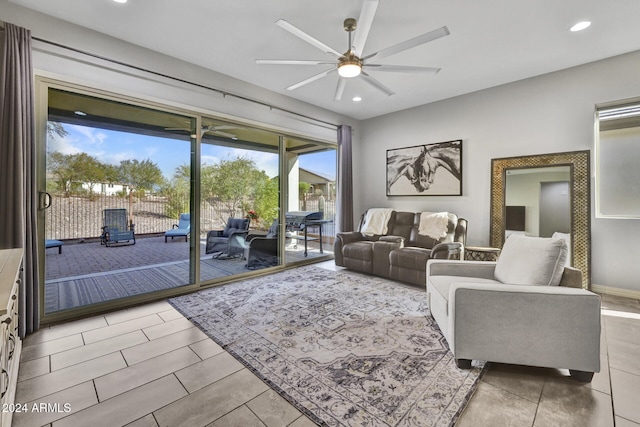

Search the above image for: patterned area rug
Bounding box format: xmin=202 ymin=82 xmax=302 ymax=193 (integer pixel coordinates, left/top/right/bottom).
xmin=170 ymin=265 xmax=485 ymax=426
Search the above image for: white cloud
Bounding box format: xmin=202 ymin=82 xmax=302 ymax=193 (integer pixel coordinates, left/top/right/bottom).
xmin=47 ymin=135 xmax=81 ymax=155
xmin=70 ymin=125 xmax=108 ymax=145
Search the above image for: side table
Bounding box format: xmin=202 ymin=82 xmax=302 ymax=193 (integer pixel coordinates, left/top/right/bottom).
xmin=465 ymin=246 xmax=501 ymax=262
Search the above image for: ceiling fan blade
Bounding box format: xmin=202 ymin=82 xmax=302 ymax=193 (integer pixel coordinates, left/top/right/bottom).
xmin=207 ymin=130 xmax=237 ymax=139
xmin=276 ymin=19 xmax=342 ymax=58
xmin=287 ymin=68 xmax=336 ymax=91
xmin=363 ymin=26 xmax=450 ymax=61
xmin=334 ymin=78 xmax=347 ymax=101
xmin=360 ymin=71 xmax=395 ymax=97
xmin=364 ymin=64 xmax=441 ymax=74
xmin=164 ymin=127 xmax=190 ymax=131
xmin=256 ymin=59 xmax=338 ymax=65
xmin=352 ymin=0 xmax=379 ymax=57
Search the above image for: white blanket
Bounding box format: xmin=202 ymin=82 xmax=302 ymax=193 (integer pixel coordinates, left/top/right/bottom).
xmin=418 ymin=212 xmax=450 ymax=240
xmin=361 ymin=208 xmax=394 ymax=236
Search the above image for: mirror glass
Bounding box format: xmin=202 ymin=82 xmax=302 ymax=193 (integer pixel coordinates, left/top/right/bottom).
xmin=505 ymin=166 xmax=571 ymax=244
xmin=490 ymin=151 xmax=591 ymax=289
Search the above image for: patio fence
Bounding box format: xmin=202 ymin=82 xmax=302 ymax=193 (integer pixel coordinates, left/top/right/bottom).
xmin=45 ymin=194 xmax=336 ymax=241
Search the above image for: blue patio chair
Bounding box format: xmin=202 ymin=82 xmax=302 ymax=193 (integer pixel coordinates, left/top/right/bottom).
xmin=45 ymin=239 xmax=64 ymax=254
xmin=101 ymin=208 xmax=135 ymax=247
xmin=165 ymin=213 xmax=191 ymax=242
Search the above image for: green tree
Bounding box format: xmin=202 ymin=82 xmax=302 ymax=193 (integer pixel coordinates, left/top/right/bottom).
xmin=46 ymin=122 xmax=69 ymax=140
xmin=252 ymin=176 xmax=279 ymax=229
xmin=118 ymin=159 xmax=164 ymax=196
xmin=47 ymin=151 xmax=74 ymax=195
xmin=75 ymin=153 xmax=106 ymax=198
xmin=47 ymin=152 xmax=105 ymax=197
xmin=118 ymin=159 xmax=164 ymax=216
xmin=202 ymin=156 xmax=273 ymax=225
xmin=299 ymin=181 xmax=311 ymax=210
xmin=162 ymin=164 xmax=190 ymax=219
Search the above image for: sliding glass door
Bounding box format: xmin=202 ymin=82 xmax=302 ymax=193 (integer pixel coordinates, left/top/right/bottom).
xmin=38 ymin=79 xmax=337 ymax=323
xmin=42 ymin=85 xmax=197 ymax=317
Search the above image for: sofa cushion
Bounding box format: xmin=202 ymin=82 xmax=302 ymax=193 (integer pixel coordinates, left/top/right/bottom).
xmin=342 ymin=241 xmax=375 ymax=261
xmin=390 ymin=247 xmax=431 ymax=269
xmin=494 ymin=235 xmax=569 ymax=286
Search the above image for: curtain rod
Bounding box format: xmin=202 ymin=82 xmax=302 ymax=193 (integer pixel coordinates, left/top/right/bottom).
xmin=31 ymin=36 xmax=340 ymax=129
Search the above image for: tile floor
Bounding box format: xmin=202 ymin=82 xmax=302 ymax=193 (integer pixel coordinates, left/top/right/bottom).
xmin=12 ymin=269 xmax=640 ymax=427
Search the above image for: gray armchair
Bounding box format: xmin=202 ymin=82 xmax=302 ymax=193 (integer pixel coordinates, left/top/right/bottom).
xmin=244 ymin=219 xmax=280 ymax=270
xmin=426 ymin=234 xmax=601 ymax=382
xmin=205 ymin=218 xmax=250 ymax=258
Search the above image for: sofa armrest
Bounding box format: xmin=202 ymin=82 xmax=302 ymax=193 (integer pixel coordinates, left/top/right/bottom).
xmin=336 ymin=231 xmax=365 ymax=245
xmin=208 ymin=229 xmax=224 ymax=238
xmin=334 ymin=231 xmax=366 ymax=266
xmin=449 ymin=282 xmax=601 ymax=373
xmin=379 ymin=235 xmax=404 ymax=245
xmin=430 ymin=242 xmax=463 ymax=259
xmin=560 ymin=266 xmax=583 ymax=288
xmin=427 ymin=259 xmax=497 ymax=280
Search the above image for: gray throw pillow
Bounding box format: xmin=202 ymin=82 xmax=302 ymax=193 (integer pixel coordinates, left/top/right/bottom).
xmin=494 ymin=234 xmax=568 ymax=286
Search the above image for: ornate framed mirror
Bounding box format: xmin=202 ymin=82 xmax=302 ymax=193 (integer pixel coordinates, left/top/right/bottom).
xmin=490 ymin=151 xmax=591 ymax=288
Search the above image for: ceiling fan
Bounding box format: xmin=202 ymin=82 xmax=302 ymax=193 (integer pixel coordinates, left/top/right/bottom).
xmin=256 ymin=0 xmax=449 ymax=101
xmin=165 ymin=124 xmax=237 ymax=139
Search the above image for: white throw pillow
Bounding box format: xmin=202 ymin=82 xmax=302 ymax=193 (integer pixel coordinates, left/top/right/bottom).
xmin=494 ymin=234 xmax=568 ymax=286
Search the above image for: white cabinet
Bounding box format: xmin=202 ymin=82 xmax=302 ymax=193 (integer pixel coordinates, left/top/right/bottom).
xmin=0 ymin=249 xmax=23 ymax=427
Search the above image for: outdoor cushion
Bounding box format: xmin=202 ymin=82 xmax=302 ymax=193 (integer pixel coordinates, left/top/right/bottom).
xmin=223 ymin=218 xmax=250 ymax=237
xmin=494 ymin=234 xmax=568 ymax=286
xmin=223 ymin=227 xmax=240 ymax=237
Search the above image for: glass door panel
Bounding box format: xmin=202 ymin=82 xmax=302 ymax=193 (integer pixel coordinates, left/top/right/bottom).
xmin=283 ymin=137 xmax=337 ymax=264
xmin=199 ymin=118 xmax=281 ymax=279
xmin=44 ymin=87 xmax=195 ymax=315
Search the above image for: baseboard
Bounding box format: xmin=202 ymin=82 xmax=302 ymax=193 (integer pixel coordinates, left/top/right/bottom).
xmin=591 ymin=283 xmax=640 ymax=300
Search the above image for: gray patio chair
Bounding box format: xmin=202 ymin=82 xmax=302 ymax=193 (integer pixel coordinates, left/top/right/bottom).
xmin=205 ymin=217 xmax=250 ymax=258
xmin=244 ymin=219 xmax=280 ymax=269
xmin=101 ymin=208 xmax=135 ymax=247
xmin=165 ymin=213 xmax=191 ymax=242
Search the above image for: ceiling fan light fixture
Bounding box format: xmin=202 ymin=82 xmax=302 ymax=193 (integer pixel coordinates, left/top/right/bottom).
xmin=338 ymin=57 xmax=362 ymax=78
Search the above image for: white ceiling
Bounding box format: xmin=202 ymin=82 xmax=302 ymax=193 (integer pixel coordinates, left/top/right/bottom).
xmin=10 ymin=0 xmax=640 ymax=120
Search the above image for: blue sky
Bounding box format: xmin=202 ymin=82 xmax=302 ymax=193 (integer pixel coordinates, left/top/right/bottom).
xmin=48 ymin=124 xmax=336 ymax=181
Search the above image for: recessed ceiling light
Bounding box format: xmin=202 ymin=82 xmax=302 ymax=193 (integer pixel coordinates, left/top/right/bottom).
xmin=113 ymin=0 xmax=128 ymax=3
xmin=352 ymin=96 xmax=362 ymax=102
xmin=570 ymin=21 xmax=591 ymax=32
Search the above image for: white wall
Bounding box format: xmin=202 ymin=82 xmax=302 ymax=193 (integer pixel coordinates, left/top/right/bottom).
xmin=359 ymin=50 xmax=640 ymax=293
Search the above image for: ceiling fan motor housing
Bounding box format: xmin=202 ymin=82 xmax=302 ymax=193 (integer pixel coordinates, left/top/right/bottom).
xmin=344 ymin=18 xmax=357 ymax=32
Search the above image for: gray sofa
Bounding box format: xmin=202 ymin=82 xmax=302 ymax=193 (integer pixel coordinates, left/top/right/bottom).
xmin=426 ymin=234 xmax=601 ymax=382
xmin=335 ymin=210 xmax=467 ymax=286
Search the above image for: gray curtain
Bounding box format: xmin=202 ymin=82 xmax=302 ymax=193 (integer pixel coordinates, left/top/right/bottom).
xmin=336 ymin=125 xmax=354 ymax=232
xmin=0 ymin=23 xmax=40 ymax=336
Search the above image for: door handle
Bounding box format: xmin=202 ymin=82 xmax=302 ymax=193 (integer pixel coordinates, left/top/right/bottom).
xmin=40 ymin=192 xmax=52 ymax=210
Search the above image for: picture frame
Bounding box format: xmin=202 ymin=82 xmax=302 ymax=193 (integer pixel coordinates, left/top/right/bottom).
xmin=386 ymin=139 xmax=462 ymax=196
